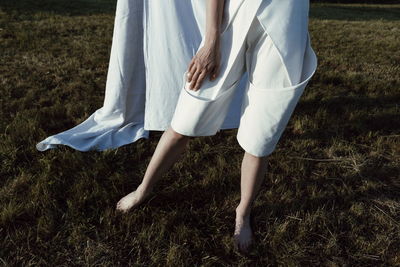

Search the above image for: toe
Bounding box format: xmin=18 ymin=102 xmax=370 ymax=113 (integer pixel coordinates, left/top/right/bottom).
xmin=240 ymin=243 xmax=248 ymax=253
xmin=233 ymin=237 xmax=239 ymax=250
xmin=116 ymin=201 xmax=126 ymax=211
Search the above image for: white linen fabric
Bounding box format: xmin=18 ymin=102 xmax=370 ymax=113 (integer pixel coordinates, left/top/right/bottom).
xmin=36 ymin=0 xmax=318 ymax=155
xmin=170 ymin=7 xmax=317 ymax=157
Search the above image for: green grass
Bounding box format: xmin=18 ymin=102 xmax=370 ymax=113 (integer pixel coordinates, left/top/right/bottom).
xmin=1 ymin=1 xmax=400 ymax=265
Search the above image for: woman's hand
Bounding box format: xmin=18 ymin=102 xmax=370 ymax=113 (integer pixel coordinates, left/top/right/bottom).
xmin=186 ymin=0 xmax=224 ymax=91
xmin=186 ymin=37 xmax=221 ymax=91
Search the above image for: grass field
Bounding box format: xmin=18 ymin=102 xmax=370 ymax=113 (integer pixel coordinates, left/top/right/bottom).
xmin=1 ymin=1 xmax=399 ymax=265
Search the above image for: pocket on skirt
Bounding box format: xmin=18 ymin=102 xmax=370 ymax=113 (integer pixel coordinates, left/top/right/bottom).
xmin=249 ymin=38 xmax=318 ymax=92
xmin=181 ymin=71 xmax=239 ymax=102
xmin=170 ymin=71 xmax=240 ymax=136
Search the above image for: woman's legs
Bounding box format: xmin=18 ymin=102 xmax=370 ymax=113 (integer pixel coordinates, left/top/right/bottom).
xmin=116 ymin=126 xmax=190 ymax=212
xmin=234 ymin=151 xmax=268 ymax=252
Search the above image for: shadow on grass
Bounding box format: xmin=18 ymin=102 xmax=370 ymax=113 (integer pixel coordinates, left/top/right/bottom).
xmin=0 ymin=0 xmax=117 ymax=18
xmin=310 ymin=4 xmax=400 ymax=21
xmin=1 ymin=0 xmax=400 ymax=22
xmin=296 ymin=92 xmax=400 ymax=139
xmin=311 ymin=0 xmax=399 ymax=3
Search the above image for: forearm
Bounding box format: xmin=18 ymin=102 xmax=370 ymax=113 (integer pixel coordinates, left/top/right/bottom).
xmin=205 ymin=0 xmax=225 ymax=46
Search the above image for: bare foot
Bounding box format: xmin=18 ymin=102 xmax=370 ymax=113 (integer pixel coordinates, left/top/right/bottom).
xmin=116 ymin=185 xmax=152 ymax=213
xmin=233 ymin=212 xmax=254 ymax=253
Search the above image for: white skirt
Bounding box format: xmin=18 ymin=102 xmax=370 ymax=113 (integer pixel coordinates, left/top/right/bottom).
xmin=170 ymin=15 xmax=316 ymax=157
xmin=36 ymin=0 xmax=317 ymax=155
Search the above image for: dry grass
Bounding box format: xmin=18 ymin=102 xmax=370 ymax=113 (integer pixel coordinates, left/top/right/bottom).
xmin=1 ymin=1 xmax=399 ymax=266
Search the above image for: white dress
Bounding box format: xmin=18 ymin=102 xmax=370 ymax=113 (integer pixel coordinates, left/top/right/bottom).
xmin=36 ymin=0 xmax=318 ymax=156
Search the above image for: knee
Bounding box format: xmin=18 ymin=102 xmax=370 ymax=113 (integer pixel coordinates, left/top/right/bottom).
xmin=168 ymin=126 xmax=191 ymax=141
xmin=245 ymin=150 xmax=269 ymax=160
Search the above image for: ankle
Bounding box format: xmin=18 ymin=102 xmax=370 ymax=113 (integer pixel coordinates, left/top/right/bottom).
xmin=235 ymin=205 xmax=251 ymax=220
xmin=137 ymin=183 xmax=153 ymax=195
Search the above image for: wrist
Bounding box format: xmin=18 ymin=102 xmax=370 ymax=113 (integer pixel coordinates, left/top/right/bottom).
xmin=205 ymin=32 xmax=220 ymax=47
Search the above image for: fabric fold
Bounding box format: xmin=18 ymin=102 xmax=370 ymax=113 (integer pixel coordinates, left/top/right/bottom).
xmin=37 ymin=0 xmax=148 ymax=151
xmin=36 ymin=0 xmax=318 ymax=153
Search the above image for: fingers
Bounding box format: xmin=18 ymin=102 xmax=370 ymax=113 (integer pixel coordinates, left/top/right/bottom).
xmin=187 ymin=57 xmax=196 ymax=82
xmin=189 ymin=66 xmax=200 ymax=90
xmin=211 ymin=54 xmax=221 ymax=81
xmin=189 ymin=65 xmax=220 ymax=91
xmin=187 ymin=56 xmax=220 ymax=90
xmin=188 ymin=64 xmax=197 ymax=83
xmin=210 ymin=64 xmax=220 ymax=81
xmin=192 ymin=70 xmax=207 ymax=91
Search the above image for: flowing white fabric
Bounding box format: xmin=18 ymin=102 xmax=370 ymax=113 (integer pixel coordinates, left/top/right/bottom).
xmin=36 ymin=0 xmax=318 ymax=153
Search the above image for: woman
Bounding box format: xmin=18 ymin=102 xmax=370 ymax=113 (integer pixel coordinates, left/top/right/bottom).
xmin=37 ymin=0 xmax=317 ymax=253
xmin=116 ymin=0 xmax=317 ymax=253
